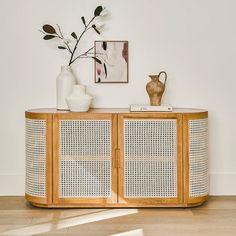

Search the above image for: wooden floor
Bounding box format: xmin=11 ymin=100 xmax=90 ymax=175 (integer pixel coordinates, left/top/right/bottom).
xmin=0 ymin=197 xmax=236 ymax=236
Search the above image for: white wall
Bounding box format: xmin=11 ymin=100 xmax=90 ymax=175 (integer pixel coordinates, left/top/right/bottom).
xmin=0 ymin=0 xmax=235 ymax=195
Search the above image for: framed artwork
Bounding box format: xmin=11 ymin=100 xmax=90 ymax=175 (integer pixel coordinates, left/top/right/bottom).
xmin=94 ymin=40 xmax=128 ymax=83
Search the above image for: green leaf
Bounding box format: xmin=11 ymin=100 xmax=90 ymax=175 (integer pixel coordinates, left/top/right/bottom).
xmin=42 ymin=24 xmax=56 ymax=34
xmin=94 ymin=6 xmax=103 ymax=16
xmin=58 ymin=46 xmax=67 ymax=49
xmin=102 ymin=41 xmax=107 ymax=50
xmin=71 ymin=32 xmax=77 ymax=39
xmin=43 ymin=35 xmax=56 ymax=40
xmin=92 ymin=57 xmax=102 ymax=64
xmin=92 ymin=25 xmax=100 ymax=35
xmin=81 ymin=16 xmax=86 ymax=26
xmin=104 ymin=63 xmax=107 ymax=78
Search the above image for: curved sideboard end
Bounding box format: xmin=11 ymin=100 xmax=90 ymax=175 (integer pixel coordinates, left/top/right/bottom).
xmin=25 ymin=112 xmax=53 ymax=206
xmin=183 ymin=112 xmax=209 ymax=206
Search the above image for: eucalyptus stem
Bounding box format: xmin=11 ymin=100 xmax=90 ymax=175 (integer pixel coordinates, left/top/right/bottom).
xmin=39 ymin=29 xmax=46 ymax=35
xmin=70 ymin=46 xmax=95 ymax=64
xmin=68 ymin=16 xmax=96 ymax=65
xmin=56 ymin=24 xmax=72 ymax=54
xmin=40 ymin=6 xmax=105 ymax=66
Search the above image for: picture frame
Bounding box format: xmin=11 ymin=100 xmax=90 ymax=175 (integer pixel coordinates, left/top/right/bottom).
xmin=94 ymin=40 xmax=129 ymax=83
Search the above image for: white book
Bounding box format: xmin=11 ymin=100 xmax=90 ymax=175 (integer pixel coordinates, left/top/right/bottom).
xmin=129 ymin=104 xmax=173 ymax=112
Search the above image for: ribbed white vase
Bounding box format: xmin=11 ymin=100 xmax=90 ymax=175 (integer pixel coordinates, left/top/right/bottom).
xmin=66 ymin=85 xmax=93 ymax=112
xmin=56 ymin=66 xmax=76 ymax=110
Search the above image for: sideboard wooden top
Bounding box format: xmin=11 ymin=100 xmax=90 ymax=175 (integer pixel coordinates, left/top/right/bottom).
xmin=26 ymin=108 xmax=207 ymax=115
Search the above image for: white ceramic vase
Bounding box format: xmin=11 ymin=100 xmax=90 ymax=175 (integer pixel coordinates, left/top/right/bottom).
xmin=66 ymin=85 xmax=93 ymax=112
xmin=56 ymin=66 xmax=76 ymax=110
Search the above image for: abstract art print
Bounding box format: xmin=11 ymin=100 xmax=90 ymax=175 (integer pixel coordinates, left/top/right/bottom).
xmin=94 ymin=41 xmax=128 ymax=83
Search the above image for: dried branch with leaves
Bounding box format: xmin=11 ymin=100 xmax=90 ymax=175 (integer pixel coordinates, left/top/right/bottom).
xmin=40 ymin=6 xmax=107 ymax=66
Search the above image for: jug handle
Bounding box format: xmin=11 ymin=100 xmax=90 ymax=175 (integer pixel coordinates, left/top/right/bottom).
xmin=158 ymin=71 xmax=167 ymax=85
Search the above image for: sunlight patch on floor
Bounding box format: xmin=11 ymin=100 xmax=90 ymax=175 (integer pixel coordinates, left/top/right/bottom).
xmin=2 ymin=209 xmax=138 ymax=235
xmin=111 ymin=228 xmax=144 ymax=236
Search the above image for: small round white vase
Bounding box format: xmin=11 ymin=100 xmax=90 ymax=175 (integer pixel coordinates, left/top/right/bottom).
xmin=66 ymin=85 xmax=93 ymax=112
xmin=56 ymin=66 xmax=76 ymax=110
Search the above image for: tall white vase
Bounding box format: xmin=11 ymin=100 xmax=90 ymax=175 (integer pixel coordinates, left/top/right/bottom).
xmin=56 ymin=66 xmax=76 ymax=110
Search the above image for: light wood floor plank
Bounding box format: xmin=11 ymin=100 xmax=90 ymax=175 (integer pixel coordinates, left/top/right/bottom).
xmin=0 ymin=196 xmax=235 ymax=236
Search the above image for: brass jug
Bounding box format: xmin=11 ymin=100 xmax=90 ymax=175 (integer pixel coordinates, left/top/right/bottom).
xmin=146 ymin=71 xmax=167 ymax=106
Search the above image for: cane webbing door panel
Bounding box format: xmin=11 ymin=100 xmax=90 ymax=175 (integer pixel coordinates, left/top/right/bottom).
xmin=53 ymin=113 xmax=117 ymax=205
xmin=25 ymin=113 xmax=52 ymax=205
xmin=26 ymin=119 xmax=46 ymax=197
xmin=183 ymin=113 xmax=209 ymax=204
xmin=189 ymin=119 xmax=208 ymax=197
xmin=118 ymin=114 xmax=183 ymax=205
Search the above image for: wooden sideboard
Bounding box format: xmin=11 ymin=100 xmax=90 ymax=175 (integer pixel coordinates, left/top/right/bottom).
xmin=25 ymin=108 xmax=208 ymax=208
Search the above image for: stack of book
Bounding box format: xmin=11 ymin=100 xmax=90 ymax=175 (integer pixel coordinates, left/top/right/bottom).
xmin=129 ymin=104 xmax=173 ymax=112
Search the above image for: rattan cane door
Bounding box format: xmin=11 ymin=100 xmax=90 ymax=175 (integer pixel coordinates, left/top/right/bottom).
xmin=53 ymin=113 xmax=118 ymax=205
xmin=118 ymin=114 xmax=183 ymax=205
xmin=183 ymin=113 xmax=209 ymax=205
xmin=25 ymin=112 xmax=53 ymax=205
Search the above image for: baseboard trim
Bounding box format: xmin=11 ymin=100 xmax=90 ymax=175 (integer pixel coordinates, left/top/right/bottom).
xmin=0 ymin=173 xmax=235 ymax=196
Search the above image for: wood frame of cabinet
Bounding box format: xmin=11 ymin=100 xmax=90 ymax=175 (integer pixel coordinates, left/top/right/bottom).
xmin=25 ymin=112 xmax=53 ymax=205
xmin=117 ymin=113 xmax=183 ymax=206
xmin=183 ymin=113 xmax=209 ymax=206
xmin=25 ymin=108 xmax=208 ymax=208
xmin=52 ymin=113 xmax=118 ymax=206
